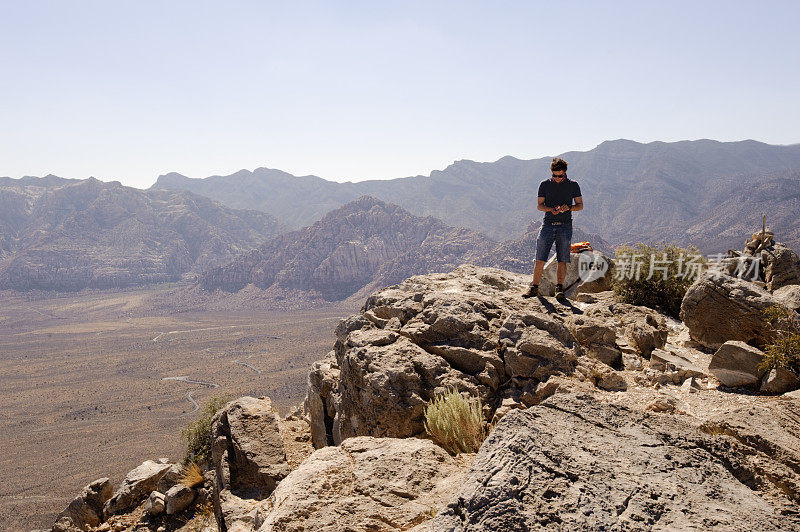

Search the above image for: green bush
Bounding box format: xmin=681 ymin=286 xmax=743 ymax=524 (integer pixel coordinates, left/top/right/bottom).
xmin=612 ymin=243 xmax=705 ymax=318
xmin=424 ymin=388 xmax=486 ymax=454
xmin=181 ymin=395 xmax=229 ymax=465
xmin=760 ymin=305 xmax=800 ymax=374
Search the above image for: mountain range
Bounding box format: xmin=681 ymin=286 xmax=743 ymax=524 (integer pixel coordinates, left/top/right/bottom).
xmin=4 ymin=138 xmax=800 ymax=294
xmin=199 ymin=196 xmax=607 ymax=301
xmin=151 ymin=139 xmax=800 ymax=251
xmin=0 ymin=178 xmax=286 ymax=291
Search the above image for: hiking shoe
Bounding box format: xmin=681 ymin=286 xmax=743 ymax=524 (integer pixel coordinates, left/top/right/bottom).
xmin=522 ymin=285 xmax=538 ymax=298
xmin=555 ymin=284 xmax=565 ymax=299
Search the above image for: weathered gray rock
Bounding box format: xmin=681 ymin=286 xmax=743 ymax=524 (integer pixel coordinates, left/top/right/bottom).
xmin=709 ymin=341 xmax=767 ymax=387
xmin=568 ymin=314 xmax=620 ymax=367
xmin=144 ymin=491 xmax=165 ymax=516
xmin=650 ymin=348 xmax=706 ymax=383
xmin=431 ymin=393 xmax=799 ymax=531
xmin=575 ymin=357 xmax=627 ymax=391
xmin=337 ymin=335 xmax=481 ymax=441
xmin=211 ymin=396 xmax=290 ymax=531
xmin=539 ymin=250 xmax=614 ymax=298
xmin=253 ymin=437 xmax=469 ymax=531
xmin=51 ymin=516 xmax=83 ymax=532
xmin=303 ymin=352 xmax=340 ymax=448
xmin=56 ymin=477 xmax=113 ymax=530
xmin=762 ymin=242 xmax=800 ymax=291
xmin=165 ymin=484 xmax=195 ymax=515
xmin=773 ymin=284 xmax=800 ymax=311
xmin=155 ymin=463 xmax=182 ymax=494
xmin=306 ymin=266 xmax=677 ymax=448
xmin=103 ymin=460 xmax=173 ymax=519
xmin=499 ymin=312 xmax=577 ymax=380
xmin=680 ymin=272 xmax=779 ymax=349
xmin=701 ymin=399 xmax=800 ymax=504
xmin=760 ymin=367 xmax=800 ymax=394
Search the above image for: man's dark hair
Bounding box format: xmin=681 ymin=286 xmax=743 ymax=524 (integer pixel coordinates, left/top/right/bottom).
xmin=550 ymin=158 xmax=568 ymax=172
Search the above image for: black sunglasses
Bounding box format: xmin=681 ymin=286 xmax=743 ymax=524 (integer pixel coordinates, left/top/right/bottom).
xmin=552 ymin=173 xmax=567 ymax=178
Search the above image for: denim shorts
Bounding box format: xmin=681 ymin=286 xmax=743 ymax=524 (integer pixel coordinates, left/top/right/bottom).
xmin=535 ymin=222 xmax=573 ymax=263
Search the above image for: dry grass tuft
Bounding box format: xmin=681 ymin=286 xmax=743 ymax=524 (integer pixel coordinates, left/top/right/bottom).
xmin=179 ymin=461 xmax=205 ymax=488
xmin=424 ymin=388 xmax=486 ymax=454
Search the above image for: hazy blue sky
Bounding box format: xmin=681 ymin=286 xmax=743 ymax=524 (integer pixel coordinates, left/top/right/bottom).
xmin=1 ymin=1 xmax=798 ymax=188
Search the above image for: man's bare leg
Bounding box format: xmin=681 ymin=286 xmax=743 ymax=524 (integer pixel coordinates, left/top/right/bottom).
xmin=557 ymin=262 xmax=567 ymax=285
xmin=532 ymin=260 xmax=546 ymax=286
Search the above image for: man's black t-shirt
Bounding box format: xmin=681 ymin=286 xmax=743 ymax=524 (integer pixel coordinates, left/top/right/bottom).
xmin=538 ymin=178 xmax=582 ymax=224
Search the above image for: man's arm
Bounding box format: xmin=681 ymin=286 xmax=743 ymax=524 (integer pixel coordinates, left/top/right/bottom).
xmin=570 ymin=196 xmax=583 ymax=212
xmin=537 ymin=196 xmax=554 ymax=213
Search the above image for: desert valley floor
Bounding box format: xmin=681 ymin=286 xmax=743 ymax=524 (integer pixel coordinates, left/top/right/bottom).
xmin=0 ymin=287 xmax=355 ymax=530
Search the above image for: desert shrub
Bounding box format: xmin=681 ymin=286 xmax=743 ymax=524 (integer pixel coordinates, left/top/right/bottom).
xmin=760 ymin=305 xmax=800 ymax=374
xmin=612 ymin=243 xmax=705 ymax=318
xmin=181 ymin=395 xmax=229 ymax=465
xmin=424 ymin=388 xmax=486 ymax=454
xmin=178 ymin=461 xmax=205 ymax=488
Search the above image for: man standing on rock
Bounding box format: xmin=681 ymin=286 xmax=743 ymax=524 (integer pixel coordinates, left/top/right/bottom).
xmin=523 ymin=157 xmax=583 ymax=299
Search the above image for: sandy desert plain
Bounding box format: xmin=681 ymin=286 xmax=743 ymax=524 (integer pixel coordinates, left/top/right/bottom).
xmin=0 ymin=286 xmax=356 ymax=530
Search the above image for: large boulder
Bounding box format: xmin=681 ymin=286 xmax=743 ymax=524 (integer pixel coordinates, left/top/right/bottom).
xmin=337 ymin=334 xmax=481 ymax=441
xmin=103 ymin=459 xmax=173 ymax=519
xmin=306 ymin=266 xmax=665 ymax=448
xmin=762 ymin=242 xmax=800 ymax=291
xmin=430 ymin=393 xmax=799 ymax=530
xmin=539 ymin=250 xmax=614 ymax=298
xmin=773 ymin=284 xmax=800 ymax=312
xmin=211 ymin=396 xmax=291 ymax=531
xmin=324 ymin=266 xmax=583 ymax=444
xmin=708 ymin=341 xmax=768 ymax=388
xmin=680 ymin=272 xmax=779 ymax=349
xmin=165 ymin=484 xmax=195 ymax=515
xmin=56 ymin=477 xmax=113 ymax=530
xmin=253 ymin=437 xmax=469 ymax=531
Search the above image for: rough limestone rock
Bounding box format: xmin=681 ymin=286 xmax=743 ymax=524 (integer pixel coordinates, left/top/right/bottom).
xmin=568 ymin=314 xmax=620 ymax=367
xmin=303 ymin=351 xmax=341 ymax=448
xmin=56 ymin=477 xmax=113 ymax=530
xmin=701 ymin=399 xmax=800 ymax=504
xmin=211 ymin=396 xmax=291 ymax=531
xmin=165 ymin=484 xmax=195 ymax=515
xmin=680 ymin=272 xmax=779 ymax=349
xmin=156 ymin=463 xmax=183 ymax=494
xmin=430 ymin=393 xmax=800 ymax=531
xmin=103 ymin=459 xmax=173 ymax=519
xmin=773 ymin=284 xmax=800 ymax=312
xmin=762 ymin=242 xmax=800 ymax=291
xmin=253 ymin=437 xmax=469 ymax=531
xmin=318 ymin=266 xmax=584 ymax=445
xmin=649 ymin=348 xmax=706 ymax=382
xmin=709 ymin=341 xmax=768 ymax=388
xmin=538 ymin=250 xmax=614 ymax=297
xmin=144 ymin=491 xmax=165 ymax=516
xmin=760 ymin=367 xmax=800 ymax=394
xmin=306 ymin=266 xmax=661 ymax=448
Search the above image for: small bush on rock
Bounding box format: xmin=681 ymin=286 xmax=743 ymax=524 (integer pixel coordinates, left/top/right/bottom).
xmin=761 ymin=305 xmax=800 ymax=374
xmin=612 ymin=243 xmax=705 ymax=318
xmin=424 ymin=388 xmax=486 ymax=454
xmin=179 ymin=462 xmax=205 ymax=488
xmin=181 ymin=395 xmax=229 ymax=465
